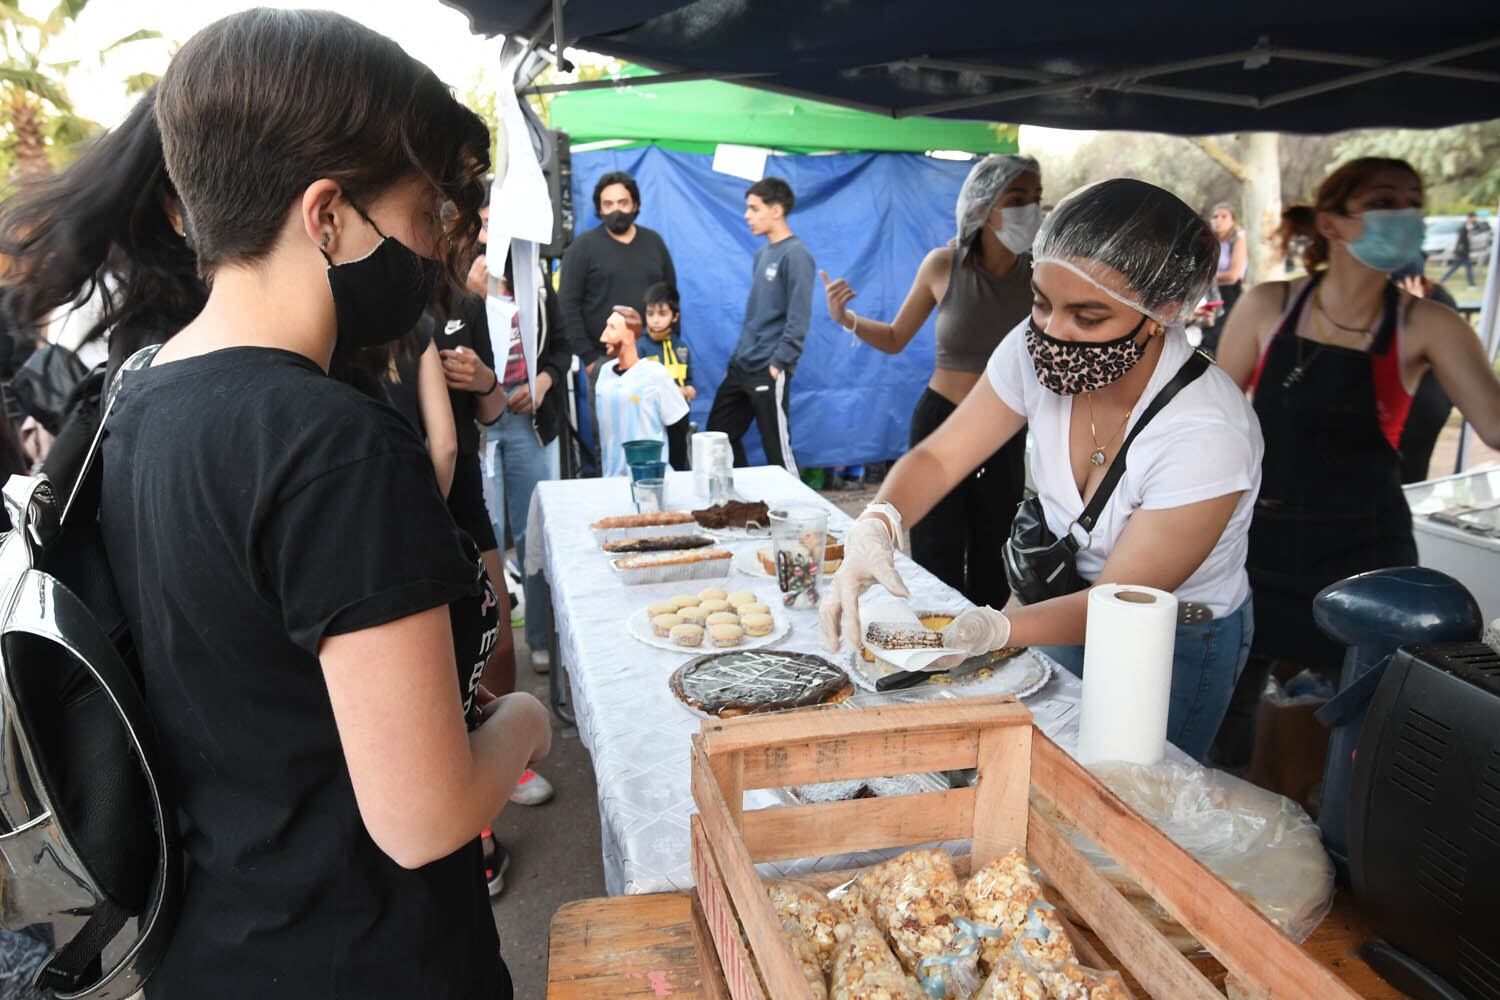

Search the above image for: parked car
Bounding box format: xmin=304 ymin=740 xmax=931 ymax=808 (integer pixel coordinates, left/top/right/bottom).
xmin=1423 ymin=215 xmax=1493 ymax=265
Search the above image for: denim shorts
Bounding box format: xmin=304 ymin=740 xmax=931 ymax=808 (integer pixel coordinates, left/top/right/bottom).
xmin=1038 ymin=598 xmax=1253 ymax=761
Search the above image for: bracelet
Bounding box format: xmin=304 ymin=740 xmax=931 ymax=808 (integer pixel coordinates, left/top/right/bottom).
xmin=843 ymin=311 xmax=859 ymax=334
xmin=480 ymin=373 xmax=500 ymax=396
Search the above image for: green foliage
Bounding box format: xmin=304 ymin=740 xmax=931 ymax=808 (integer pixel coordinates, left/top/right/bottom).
xmin=1037 ymin=131 xmax=1244 ymax=214
xmin=0 ymin=1 xmax=164 ymax=177
xmin=1328 ymin=121 xmax=1500 ymax=212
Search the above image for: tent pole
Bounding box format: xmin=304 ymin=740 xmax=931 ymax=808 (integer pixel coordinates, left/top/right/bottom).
xmin=1270 ymin=47 xmax=1500 ymax=84
xmin=1260 ymin=35 xmax=1500 ymax=108
xmin=528 ymin=70 xmax=770 ymax=96
xmin=897 ymin=49 xmax=1262 ymax=117
xmin=901 ymin=57 xmax=1259 ymax=107
xmin=1455 ymin=200 xmax=1500 ymax=474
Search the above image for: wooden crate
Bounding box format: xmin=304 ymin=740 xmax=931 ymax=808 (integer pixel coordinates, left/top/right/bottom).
xmin=689 ymin=695 xmax=1359 ymax=1000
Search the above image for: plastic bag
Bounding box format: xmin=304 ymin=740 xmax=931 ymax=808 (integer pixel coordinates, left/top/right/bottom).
xmin=1036 ymin=760 xmax=1335 ymax=950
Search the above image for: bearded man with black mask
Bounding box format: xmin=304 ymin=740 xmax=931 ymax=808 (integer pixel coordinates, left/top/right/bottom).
xmin=558 ymin=170 xmax=677 ymax=473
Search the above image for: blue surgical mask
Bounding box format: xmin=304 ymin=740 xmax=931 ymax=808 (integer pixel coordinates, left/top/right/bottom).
xmin=1345 ymin=208 xmax=1425 ymax=273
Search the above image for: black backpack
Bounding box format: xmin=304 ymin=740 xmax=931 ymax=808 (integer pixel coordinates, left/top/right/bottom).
xmin=0 ymin=346 xmax=177 ymax=998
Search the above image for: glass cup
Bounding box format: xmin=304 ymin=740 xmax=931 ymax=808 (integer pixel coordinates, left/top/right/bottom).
xmin=632 ymin=477 xmax=666 ymax=514
xmin=770 ymin=506 xmax=829 ymax=609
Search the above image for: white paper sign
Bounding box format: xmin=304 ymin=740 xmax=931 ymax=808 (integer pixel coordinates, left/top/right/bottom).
xmin=711 ymin=143 xmax=770 ymax=182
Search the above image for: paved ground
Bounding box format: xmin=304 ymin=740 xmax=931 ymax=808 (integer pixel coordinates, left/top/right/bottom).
xmin=489 ymin=633 xmax=604 ymax=998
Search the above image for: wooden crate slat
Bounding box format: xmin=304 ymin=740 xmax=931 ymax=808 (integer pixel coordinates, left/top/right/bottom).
xmin=971 ymin=722 xmax=1032 ymax=867
xmin=737 ymin=728 xmax=980 ymax=790
xmin=1027 ymin=803 xmax=1222 ymax=1000
xmin=740 ymin=787 xmax=976 ymax=862
xmin=691 ymin=816 xmax=766 ymax=1000
xmin=700 ymin=695 xmax=1031 ymax=754
xmin=691 ymin=738 xmax=818 ymax=1000
xmin=1030 ymin=735 xmax=1360 ymax=999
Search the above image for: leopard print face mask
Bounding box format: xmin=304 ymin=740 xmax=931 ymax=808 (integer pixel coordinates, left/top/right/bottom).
xmin=1024 ymin=315 xmax=1150 ymax=395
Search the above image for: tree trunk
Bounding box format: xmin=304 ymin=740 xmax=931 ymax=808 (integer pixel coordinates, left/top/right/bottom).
xmin=1242 ymin=132 xmax=1282 ymax=285
xmin=9 ymin=90 xmax=51 ymax=181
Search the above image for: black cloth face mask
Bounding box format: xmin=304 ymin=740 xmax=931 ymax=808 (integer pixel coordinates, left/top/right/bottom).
xmin=601 ymin=209 xmax=637 ymax=235
xmin=321 ymin=206 xmax=442 ymax=349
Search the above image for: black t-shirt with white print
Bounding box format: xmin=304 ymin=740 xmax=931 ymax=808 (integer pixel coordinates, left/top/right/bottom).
xmin=99 ymin=347 xmax=508 ymax=1000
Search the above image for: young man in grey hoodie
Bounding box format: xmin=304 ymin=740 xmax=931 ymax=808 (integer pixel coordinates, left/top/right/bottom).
xmin=706 ymin=176 xmax=815 ymax=473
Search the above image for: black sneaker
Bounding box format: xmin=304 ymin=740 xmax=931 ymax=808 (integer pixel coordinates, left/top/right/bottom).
xmin=482 ymin=828 xmax=509 ymax=898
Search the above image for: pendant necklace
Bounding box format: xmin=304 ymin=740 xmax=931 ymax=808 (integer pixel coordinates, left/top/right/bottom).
xmin=1085 ymin=392 xmax=1131 ymax=467
xmin=1284 ymin=285 xmax=1378 ymax=390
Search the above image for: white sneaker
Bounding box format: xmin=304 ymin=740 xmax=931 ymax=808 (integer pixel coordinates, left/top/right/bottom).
xmin=531 ymin=648 xmax=551 ymax=674
xmin=510 ymin=768 xmax=554 ymax=806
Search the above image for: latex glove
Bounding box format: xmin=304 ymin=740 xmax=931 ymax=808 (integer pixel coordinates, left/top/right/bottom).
xmin=942 ymin=606 xmax=1013 ymax=656
xmin=820 ymin=516 xmax=910 ymax=653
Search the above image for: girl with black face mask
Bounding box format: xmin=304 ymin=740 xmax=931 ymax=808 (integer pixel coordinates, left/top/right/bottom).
xmin=821 ymin=178 xmax=1264 ymax=762
xmin=96 ymin=11 xmax=549 ymax=998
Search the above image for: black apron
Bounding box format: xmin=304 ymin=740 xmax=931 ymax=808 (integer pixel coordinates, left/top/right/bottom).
xmin=1248 ymin=276 xmax=1416 ymax=669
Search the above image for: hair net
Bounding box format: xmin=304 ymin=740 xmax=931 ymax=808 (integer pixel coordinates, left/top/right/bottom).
xmin=1032 ymin=178 xmax=1218 ymax=326
xmin=955 ymin=154 xmax=1041 ymax=246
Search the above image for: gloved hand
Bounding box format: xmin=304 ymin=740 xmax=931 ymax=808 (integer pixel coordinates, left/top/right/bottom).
xmin=821 ymin=516 xmax=911 ymax=653
xmin=942 ymin=606 xmax=1012 ymax=655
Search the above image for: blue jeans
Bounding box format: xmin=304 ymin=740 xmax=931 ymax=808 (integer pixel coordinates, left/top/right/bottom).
xmin=1038 ymin=598 xmax=1253 ymax=762
xmin=483 ymin=413 xmax=560 ymax=650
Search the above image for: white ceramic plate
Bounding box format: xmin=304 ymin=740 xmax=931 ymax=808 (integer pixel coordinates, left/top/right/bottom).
xmin=731 ymin=545 xmax=773 ymax=578
xmin=844 ymin=645 xmax=1053 ymax=698
xmin=625 ymin=599 xmax=791 ymax=654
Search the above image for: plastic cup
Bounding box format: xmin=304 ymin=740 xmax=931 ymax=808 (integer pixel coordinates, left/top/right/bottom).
xmin=770 ymin=506 xmax=828 ymax=609
xmin=629 ymin=460 xmax=667 ymax=483
xmin=632 ymin=478 xmax=666 ymax=514
xmin=623 ymin=439 xmax=664 ymax=466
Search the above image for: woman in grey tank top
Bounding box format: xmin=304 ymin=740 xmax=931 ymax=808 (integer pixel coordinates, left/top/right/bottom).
xmin=821 ymin=155 xmax=1041 ymax=607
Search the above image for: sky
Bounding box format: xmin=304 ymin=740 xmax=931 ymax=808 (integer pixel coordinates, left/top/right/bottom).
xmin=39 ymin=0 xmax=1092 ymax=156
xmin=40 ymin=0 xmax=504 ymax=127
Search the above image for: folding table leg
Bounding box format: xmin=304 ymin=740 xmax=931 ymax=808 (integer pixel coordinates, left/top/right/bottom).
xmin=548 ymin=622 xmax=574 ymax=726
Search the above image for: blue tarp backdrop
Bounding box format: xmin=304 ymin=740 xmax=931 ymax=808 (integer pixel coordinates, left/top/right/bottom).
xmin=567 ymin=145 xmax=973 ymax=469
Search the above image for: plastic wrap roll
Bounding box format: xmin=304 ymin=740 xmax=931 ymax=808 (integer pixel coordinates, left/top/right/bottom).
xmin=1078 ymin=584 xmax=1178 ymax=765
xmin=691 ymin=431 xmax=731 ymax=498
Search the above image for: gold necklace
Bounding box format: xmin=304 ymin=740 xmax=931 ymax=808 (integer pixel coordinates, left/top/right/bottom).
xmin=1085 ymin=393 xmax=1132 ymax=467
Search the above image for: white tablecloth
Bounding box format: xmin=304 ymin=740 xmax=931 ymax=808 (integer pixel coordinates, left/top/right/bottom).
xmin=530 ymin=466 xmax=1101 ymax=895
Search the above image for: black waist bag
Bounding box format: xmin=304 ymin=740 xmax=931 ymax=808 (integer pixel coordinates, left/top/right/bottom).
xmin=0 ymin=345 xmax=177 ymax=998
xmin=1003 ymin=351 xmax=1211 ymax=606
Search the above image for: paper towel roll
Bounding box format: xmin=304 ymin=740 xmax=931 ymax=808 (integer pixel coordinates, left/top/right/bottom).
xmin=1077 ymin=584 xmax=1179 ymax=766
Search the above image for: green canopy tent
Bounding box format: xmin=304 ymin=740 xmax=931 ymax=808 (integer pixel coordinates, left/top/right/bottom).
xmin=546 ymin=66 xmax=1017 ymax=154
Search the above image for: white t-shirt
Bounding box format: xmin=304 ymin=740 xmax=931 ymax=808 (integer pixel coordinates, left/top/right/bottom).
xmin=596 ymin=356 xmax=691 ymax=478
xmin=986 ymin=324 xmax=1263 ymax=617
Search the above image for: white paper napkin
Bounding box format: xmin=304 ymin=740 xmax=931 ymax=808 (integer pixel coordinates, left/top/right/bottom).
xmin=861 ymin=600 xmax=968 ymax=672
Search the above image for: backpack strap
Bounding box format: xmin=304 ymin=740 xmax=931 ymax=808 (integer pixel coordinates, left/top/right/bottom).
xmin=1074 ymin=350 xmax=1213 ymax=535
xmin=59 ymin=344 xmax=161 ymax=527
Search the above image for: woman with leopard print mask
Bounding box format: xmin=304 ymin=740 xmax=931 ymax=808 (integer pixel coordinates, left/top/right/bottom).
xmin=822 ymin=178 xmax=1263 ymax=760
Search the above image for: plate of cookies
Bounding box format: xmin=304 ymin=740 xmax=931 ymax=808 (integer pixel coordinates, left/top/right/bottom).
xmin=627 ymin=585 xmax=790 ymax=654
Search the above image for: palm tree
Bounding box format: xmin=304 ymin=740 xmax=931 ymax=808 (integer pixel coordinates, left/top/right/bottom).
xmin=0 ymin=0 xmax=160 ymax=180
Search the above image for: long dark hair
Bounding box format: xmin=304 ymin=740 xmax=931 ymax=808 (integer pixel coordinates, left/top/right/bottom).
xmin=0 ymin=87 xmax=206 ymax=347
